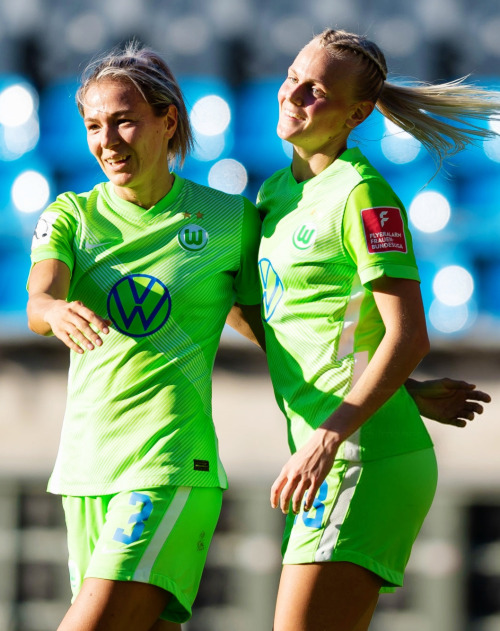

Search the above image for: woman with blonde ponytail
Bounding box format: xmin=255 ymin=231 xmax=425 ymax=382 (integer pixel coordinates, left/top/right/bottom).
xmin=243 ymin=28 xmax=497 ymax=631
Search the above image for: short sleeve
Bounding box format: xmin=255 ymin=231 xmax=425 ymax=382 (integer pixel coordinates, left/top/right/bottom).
xmin=342 ymin=179 xmax=420 ymax=287
xmin=233 ymin=197 xmax=262 ymax=305
xmin=30 ymin=194 xmax=78 ymax=274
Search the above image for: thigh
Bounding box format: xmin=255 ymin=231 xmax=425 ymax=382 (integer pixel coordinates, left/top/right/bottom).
xmin=57 ymin=577 xmax=171 ymax=631
xmin=63 ymin=486 xmax=223 ymax=625
xmin=274 ymin=561 xmax=382 ymax=631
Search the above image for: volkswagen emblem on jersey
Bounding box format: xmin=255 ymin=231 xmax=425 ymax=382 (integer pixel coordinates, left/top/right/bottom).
xmin=292 ymin=223 xmax=317 ymax=250
xmin=259 ymin=258 xmax=284 ymax=322
xmin=107 ymin=274 xmax=172 ymax=337
xmin=178 ymin=224 xmax=208 ymax=251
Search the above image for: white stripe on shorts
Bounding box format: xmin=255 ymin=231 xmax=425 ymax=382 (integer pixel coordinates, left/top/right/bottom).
xmin=133 ymin=486 xmax=191 ymax=581
xmin=315 ymin=463 xmax=362 ymax=562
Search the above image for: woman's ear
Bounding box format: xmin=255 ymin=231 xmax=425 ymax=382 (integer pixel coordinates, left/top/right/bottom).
xmin=346 ymin=101 xmax=375 ymax=129
xmin=164 ymin=104 xmax=178 ymax=139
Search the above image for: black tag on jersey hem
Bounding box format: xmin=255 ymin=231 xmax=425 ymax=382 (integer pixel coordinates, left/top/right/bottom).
xmin=194 ymin=459 xmax=210 ymax=471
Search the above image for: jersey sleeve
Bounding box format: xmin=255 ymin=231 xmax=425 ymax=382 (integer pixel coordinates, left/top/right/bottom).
xmin=233 ymin=197 xmax=262 ymax=305
xmin=30 ymin=194 xmax=78 ymax=274
xmin=342 ymin=179 xmax=420 ymax=287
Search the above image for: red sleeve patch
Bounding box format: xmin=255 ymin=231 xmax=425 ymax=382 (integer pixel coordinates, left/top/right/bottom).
xmin=361 ymin=207 xmax=407 ymax=254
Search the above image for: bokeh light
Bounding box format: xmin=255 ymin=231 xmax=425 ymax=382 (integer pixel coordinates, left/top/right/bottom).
xmin=166 ymin=15 xmax=211 ymax=55
xmin=381 ymin=119 xmax=421 ymax=164
xmin=0 ymin=84 xmax=36 ymax=127
xmin=12 ymin=170 xmax=50 ymax=214
xmin=208 ymin=159 xmax=248 ymax=194
xmin=190 ymin=95 xmax=231 ymax=136
xmin=65 ymin=12 xmax=107 ymax=53
xmin=432 ymin=265 xmax=474 ymax=306
xmin=409 ymin=191 xmax=451 ymax=233
xmin=483 ymin=117 xmax=500 ymax=162
xmin=0 ymin=82 xmax=39 ymax=160
xmin=192 ymin=132 xmax=225 ymax=162
xmin=376 ymin=17 xmax=420 ymax=56
xmin=429 ymin=300 xmax=474 ymax=334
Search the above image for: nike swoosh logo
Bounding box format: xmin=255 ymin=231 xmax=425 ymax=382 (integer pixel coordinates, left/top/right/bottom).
xmin=84 ymin=241 xmax=112 ymax=250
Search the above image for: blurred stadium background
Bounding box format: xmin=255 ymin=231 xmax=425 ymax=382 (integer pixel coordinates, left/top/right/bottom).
xmin=1 ymin=0 xmax=500 ymax=629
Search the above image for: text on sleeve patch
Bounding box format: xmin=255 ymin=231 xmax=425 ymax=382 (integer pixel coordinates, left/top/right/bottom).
xmin=361 ymin=207 xmax=407 ymax=254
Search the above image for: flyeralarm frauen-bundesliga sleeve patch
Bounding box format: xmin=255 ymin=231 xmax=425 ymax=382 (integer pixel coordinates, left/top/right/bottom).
xmin=361 ymin=206 xmax=407 ymax=254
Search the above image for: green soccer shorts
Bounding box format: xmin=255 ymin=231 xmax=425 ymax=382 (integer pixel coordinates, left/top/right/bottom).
xmin=62 ymin=485 xmax=223 ymax=623
xmin=281 ymin=448 xmax=438 ymax=591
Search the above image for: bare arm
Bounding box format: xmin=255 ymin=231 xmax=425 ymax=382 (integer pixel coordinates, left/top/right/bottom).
xmin=27 ymin=259 xmax=110 ymax=354
xmin=226 ymin=303 xmax=266 ymax=350
xmin=271 ymin=276 xmax=430 ymax=513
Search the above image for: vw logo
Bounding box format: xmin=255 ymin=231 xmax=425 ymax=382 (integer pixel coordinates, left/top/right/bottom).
xmin=259 ymin=258 xmax=284 ymax=322
xmin=107 ymin=274 xmax=172 ymax=337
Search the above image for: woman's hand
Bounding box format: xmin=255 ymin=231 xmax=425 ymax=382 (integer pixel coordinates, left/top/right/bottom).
xmin=44 ymin=298 xmax=111 ymax=354
xmin=270 ymin=427 xmax=340 ymax=514
xmin=28 ymin=259 xmax=111 ymax=353
xmin=406 ymin=377 xmax=491 ymax=427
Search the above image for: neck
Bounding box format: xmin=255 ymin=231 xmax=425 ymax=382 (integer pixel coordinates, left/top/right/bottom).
xmin=113 ymin=172 xmax=175 ymax=209
xmin=291 ymin=145 xmax=347 ymax=183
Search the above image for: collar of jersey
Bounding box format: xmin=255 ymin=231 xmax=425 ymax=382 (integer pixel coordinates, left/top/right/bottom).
xmin=287 ymin=147 xmax=363 ymax=187
xmin=103 ymin=173 xmax=185 ymax=222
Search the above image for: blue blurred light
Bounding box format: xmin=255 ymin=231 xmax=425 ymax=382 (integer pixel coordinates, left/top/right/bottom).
xmin=0 ymin=79 xmax=39 ymax=160
xmin=192 ymin=131 xmax=225 ymax=162
xmin=428 ymin=300 xmax=477 ymax=334
xmin=381 ymin=120 xmax=422 ymax=164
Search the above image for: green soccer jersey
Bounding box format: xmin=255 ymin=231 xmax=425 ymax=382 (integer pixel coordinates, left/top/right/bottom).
xmin=31 ymin=175 xmax=261 ymax=495
xmin=257 ymin=148 xmax=433 ymax=462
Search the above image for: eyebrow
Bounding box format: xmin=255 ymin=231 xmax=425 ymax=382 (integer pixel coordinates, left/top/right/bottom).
xmin=83 ymin=109 xmax=134 ymax=122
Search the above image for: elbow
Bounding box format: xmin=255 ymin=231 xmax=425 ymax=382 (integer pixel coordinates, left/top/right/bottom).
xmin=27 ymin=317 xmax=48 ymax=337
xmin=26 ymin=305 xmax=52 ymax=337
xmin=413 ymin=327 xmax=430 ymax=363
xmin=421 ymin=333 xmax=431 ymax=360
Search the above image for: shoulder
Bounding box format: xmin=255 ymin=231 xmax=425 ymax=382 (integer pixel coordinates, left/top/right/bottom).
xmin=48 ymin=182 xmax=106 ymax=216
xmin=339 ymin=150 xmax=401 ymax=208
xmin=257 ymin=166 xmax=292 ymax=218
xmin=258 ymin=167 xmax=290 ymax=196
xmin=182 ymin=177 xmax=257 ymax=215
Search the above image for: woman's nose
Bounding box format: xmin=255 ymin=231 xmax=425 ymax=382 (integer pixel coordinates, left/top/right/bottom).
xmin=101 ymin=125 xmax=120 ymax=148
xmin=288 ymin=84 xmax=304 ymax=106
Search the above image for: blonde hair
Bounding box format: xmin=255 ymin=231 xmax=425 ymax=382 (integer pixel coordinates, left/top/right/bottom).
xmin=314 ymin=28 xmax=500 ymax=169
xmin=77 ymin=41 xmax=193 ymax=167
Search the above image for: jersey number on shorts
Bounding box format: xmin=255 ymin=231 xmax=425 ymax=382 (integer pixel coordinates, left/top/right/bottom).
xmin=113 ymin=492 xmax=153 ymax=545
xmin=302 ymin=481 xmax=328 ymax=529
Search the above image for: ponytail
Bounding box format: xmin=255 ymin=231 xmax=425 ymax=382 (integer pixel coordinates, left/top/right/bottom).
xmin=377 ymin=78 xmax=500 ymax=168
xmin=315 ymin=28 xmax=500 ymax=169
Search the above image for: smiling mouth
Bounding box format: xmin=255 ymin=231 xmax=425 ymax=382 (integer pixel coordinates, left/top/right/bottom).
xmin=105 ymin=156 xmax=130 ymax=168
xmin=282 ymin=108 xmax=304 ymax=121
